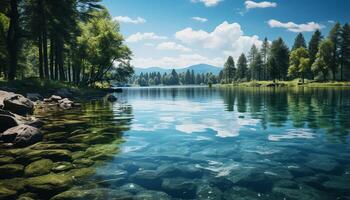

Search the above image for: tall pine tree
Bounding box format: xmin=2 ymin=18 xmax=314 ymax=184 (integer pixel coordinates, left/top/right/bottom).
xmin=292 ymin=33 xmax=307 ymax=51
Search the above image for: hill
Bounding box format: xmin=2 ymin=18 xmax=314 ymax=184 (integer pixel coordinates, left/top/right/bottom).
xmin=134 ymin=64 xmax=222 ymax=75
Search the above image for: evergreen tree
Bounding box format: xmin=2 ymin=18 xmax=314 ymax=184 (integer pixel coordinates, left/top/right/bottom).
xmin=340 ymin=23 xmax=350 ymax=81
xmin=308 ymin=30 xmax=322 ymax=78
xmin=250 ymin=53 xmax=263 ymax=81
xmin=269 ymin=38 xmax=289 ymax=80
xmin=328 ymin=22 xmax=342 ymax=80
xmin=223 ymin=56 xmax=235 ymax=83
xmin=260 ymin=37 xmax=270 ymax=80
xmin=236 ymin=53 xmax=248 ymax=80
xmin=292 ymin=33 xmax=307 ymax=51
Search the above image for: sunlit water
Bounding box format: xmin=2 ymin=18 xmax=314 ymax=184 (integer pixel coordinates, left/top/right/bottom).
xmin=1 ymin=87 xmax=350 ymax=200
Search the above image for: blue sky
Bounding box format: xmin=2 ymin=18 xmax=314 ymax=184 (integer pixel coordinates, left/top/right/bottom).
xmin=102 ymin=0 xmax=350 ymax=68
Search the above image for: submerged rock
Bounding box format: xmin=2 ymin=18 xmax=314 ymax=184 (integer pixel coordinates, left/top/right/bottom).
xmin=119 ymin=183 xmax=145 ymax=194
xmin=157 ymin=165 xmax=203 ymax=179
xmin=196 ymin=185 xmax=223 ymax=200
xmin=161 ymin=178 xmax=197 ymax=199
xmin=0 ymin=164 xmax=24 ymax=178
xmin=51 ymin=188 xmax=133 ymax=200
xmin=51 ymin=162 xmax=73 ymax=172
xmin=26 ymin=173 xmax=73 ymax=194
xmin=134 ymin=190 xmax=171 ymax=200
xmin=130 ymin=170 xmax=162 ymax=189
xmin=306 ymin=157 xmax=339 ymax=172
xmin=0 ymin=186 xmax=17 ymax=199
xmin=272 ymin=186 xmax=326 ymax=200
xmin=0 ymin=156 xmax=15 ymax=165
xmin=223 ymin=187 xmax=261 ymax=200
xmin=24 ymin=159 xmax=53 ymax=177
xmin=1 ymin=125 xmax=42 ymax=147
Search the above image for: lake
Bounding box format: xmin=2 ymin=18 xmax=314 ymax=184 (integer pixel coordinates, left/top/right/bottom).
xmin=1 ymin=86 xmax=350 ymax=200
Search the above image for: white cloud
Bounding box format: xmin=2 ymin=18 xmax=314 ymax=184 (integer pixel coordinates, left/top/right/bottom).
xmin=245 ymin=1 xmax=277 ymax=9
xmin=191 ymin=0 xmax=222 ymax=7
xmin=144 ymin=43 xmax=155 ymax=47
xmin=132 ymin=54 xmax=224 ymax=68
xmin=175 ymin=21 xmax=262 ymax=58
xmin=192 ymin=17 xmax=208 ymax=23
xmin=268 ymin=19 xmax=324 ymax=32
xmin=113 ymin=16 xmax=146 ymax=24
xmin=126 ymin=32 xmax=167 ymax=43
xmin=156 ymin=42 xmax=192 ymax=52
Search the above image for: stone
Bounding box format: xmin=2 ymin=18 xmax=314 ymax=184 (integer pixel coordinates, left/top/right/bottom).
xmin=31 ymin=143 xmax=88 ymax=151
xmin=209 ymin=177 xmax=234 ymax=191
xmin=65 ymin=168 xmax=95 ymax=180
xmin=52 ymin=162 xmax=73 ymax=172
xmin=1 ymin=125 xmax=42 ymax=147
xmin=322 ymin=175 xmax=349 ymax=190
xmin=3 ymin=93 xmax=34 ymax=115
xmin=161 ymin=178 xmax=197 ymax=199
xmin=0 ymin=186 xmax=17 ymax=199
xmin=223 ymin=187 xmax=261 ymax=200
xmin=26 ymin=118 xmax=45 ymax=128
xmin=134 ymin=190 xmax=171 ymax=200
xmin=306 ymin=157 xmax=339 ymax=172
xmin=272 ymin=186 xmax=325 ymax=200
xmin=119 ymin=183 xmax=145 ymax=194
xmin=72 ymin=158 xmax=94 ymax=167
xmin=26 ymin=173 xmax=73 ymax=194
xmin=157 ymin=165 xmax=203 ymax=179
xmin=49 ymin=95 xmax=62 ymax=102
xmin=17 ymin=149 xmax=72 ymax=163
xmin=24 ymin=159 xmax=54 ymax=177
xmin=235 ymin=171 xmax=274 ymax=192
xmin=130 ymin=170 xmax=162 ymax=189
xmin=0 ymin=164 xmax=24 ymax=178
xmin=26 ymin=93 xmax=42 ymax=101
xmin=107 ymin=94 xmax=117 ymax=102
xmin=0 ymin=156 xmax=15 ymax=165
xmin=51 ymin=188 xmax=133 ymax=200
xmin=0 ymin=113 xmax=18 ymax=133
xmin=196 ymin=185 xmax=223 ymax=200
xmin=18 ymin=192 xmax=38 ymax=200
xmin=58 ymin=98 xmax=73 ymax=109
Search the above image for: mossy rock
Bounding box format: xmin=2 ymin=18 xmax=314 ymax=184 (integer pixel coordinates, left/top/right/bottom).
xmin=0 ymin=178 xmax=27 ymax=192
xmin=64 ymin=167 xmax=95 ymax=181
xmin=17 ymin=149 xmax=72 ymax=163
xmin=24 ymin=159 xmax=54 ymax=177
xmin=85 ymin=144 xmax=119 ymax=161
xmin=26 ymin=173 xmax=73 ymax=194
xmin=72 ymin=158 xmax=94 ymax=168
xmin=17 ymin=192 xmax=38 ymax=200
xmin=31 ymin=143 xmax=88 ymax=151
xmin=0 ymin=164 xmax=24 ymax=178
xmin=0 ymin=156 xmax=15 ymax=165
xmin=71 ymin=151 xmax=86 ymax=160
xmin=0 ymin=186 xmax=17 ymax=200
xmin=50 ymin=188 xmax=133 ymax=200
xmin=52 ymin=162 xmax=73 ymax=172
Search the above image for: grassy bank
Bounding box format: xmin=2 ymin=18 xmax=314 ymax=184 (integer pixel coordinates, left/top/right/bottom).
xmin=0 ymin=79 xmax=112 ymax=99
xmin=218 ymin=80 xmax=350 ymax=88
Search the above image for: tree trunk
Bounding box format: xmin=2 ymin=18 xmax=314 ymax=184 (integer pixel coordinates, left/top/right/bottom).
xmin=50 ymin=37 xmax=54 ymax=80
xmin=54 ymin=42 xmax=59 ymax=80
xmin=6 ymin=0 xmax=19 ymax=80
xmin=43 ymin=30 xmax=49 ymax=79
xmin=38 ymin=34 xmax=44 ymax=79
xmin=57 ymin=40 xmax=65 ymax=81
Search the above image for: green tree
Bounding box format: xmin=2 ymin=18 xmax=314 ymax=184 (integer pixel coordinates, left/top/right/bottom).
xmin=292 ymin=33 xmax=307 ymax=51
xmin=260 ymin=37 xmax=270 ymax=80
xmin=328 ymin=22 xmax=342 ymax=80
xmin=340 ymin=23 xmax=350 ymax=81
xmin=308 ymin=30 xmax=322 ymax=78
xmin=312 ymin=39 xmax=334 ymax=81
xmin=236 ymin=53 xmax=248 ymax=80
xmin=269 ymin=38 xmax=290 ymax=81
xmin=223 ymin=56 xmax=235 ymax=83
xmin=250 ymin=52 xmax=263 ymax=81
xmin=288 ymin=47 xmax=309 ymax=83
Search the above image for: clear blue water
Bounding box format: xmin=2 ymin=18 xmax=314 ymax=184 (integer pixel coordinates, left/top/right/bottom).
xmin=94 ymin=87 xmax=350 ymax=199
xmin=1 ymin=86 xmax=350 ymax=200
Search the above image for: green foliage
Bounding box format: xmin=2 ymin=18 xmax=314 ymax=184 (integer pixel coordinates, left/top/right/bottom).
xmin=292 ymin=33 xmax=307 ymax=51
xmin=268 ymin=38 xmax=290 ymax=81
xmin=236 ymin=53 xmax=248 ymax=81
xmin=288 ymin=47 xmax=309 ymax=82
xmin=223 ymin=56 xmax=235 ymax=83
xmin=312 ymin=39 xmax=334 ymax=81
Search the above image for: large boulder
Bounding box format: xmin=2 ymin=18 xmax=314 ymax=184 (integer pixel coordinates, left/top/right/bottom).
xmin=0 ymin=163 xmax=24 ymax=178
xmin=0 ymin=109 xmax=19 ymax=132
xmin=3 ymin=93 xmax=34 ymax=115
xmin=1 ymin=125 xmax=42 ymax=147
xmin=24 ymin=159 xmax=54 ymax=177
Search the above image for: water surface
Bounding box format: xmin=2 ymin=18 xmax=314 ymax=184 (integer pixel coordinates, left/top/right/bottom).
xmin=1 ymin=87 xmax=350 ymax=199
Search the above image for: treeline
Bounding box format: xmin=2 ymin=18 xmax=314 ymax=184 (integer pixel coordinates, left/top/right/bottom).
xmin=130 ymin=69 xmax=219 ymax=86
xmin=0 ymin=0 xmax=133 ymax=85
xmin=222 ymin=22 xmax=350 ymax=83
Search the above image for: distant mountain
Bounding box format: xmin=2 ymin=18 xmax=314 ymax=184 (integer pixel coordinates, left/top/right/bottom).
xmin=134 ymin=64 xmax=222 ymax=75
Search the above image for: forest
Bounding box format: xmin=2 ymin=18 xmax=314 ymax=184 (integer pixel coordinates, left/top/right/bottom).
xmin=221 ymin=23 xmax=350 ymax=84
xmin=0 ymin=0 xmax=133 ymax=86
